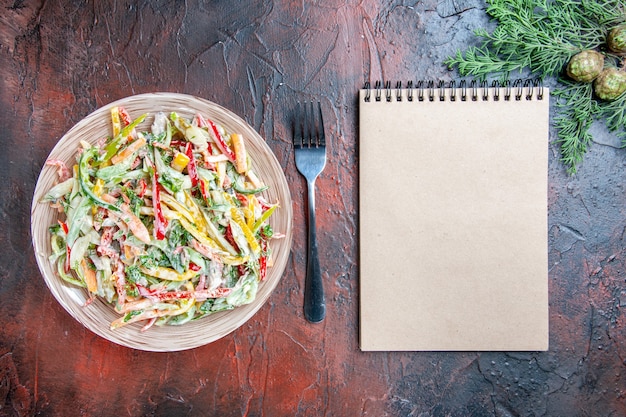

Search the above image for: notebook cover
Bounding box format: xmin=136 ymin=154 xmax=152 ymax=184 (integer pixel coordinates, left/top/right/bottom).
xmin=359 ymin=86 xmax=549 ymax=351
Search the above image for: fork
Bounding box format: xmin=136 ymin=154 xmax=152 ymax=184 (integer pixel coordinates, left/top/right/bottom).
xmin=294 ymin=102 xmax=327 ymax=323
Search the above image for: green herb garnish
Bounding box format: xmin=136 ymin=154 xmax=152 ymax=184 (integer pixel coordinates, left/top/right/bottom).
xmin=444 ymin=0 xmax=626 ymax=173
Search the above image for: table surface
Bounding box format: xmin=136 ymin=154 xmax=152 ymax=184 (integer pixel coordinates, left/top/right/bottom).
xmin=2 ymin=1 xmax=626 ymax=416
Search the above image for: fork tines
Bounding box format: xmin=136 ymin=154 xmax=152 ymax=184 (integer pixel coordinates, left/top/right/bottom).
xmin=295 ymin=102 xmax=325 ymax=149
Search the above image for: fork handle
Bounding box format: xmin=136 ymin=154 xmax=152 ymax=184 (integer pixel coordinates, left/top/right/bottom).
xmin=304 ymin=180 xmax=325 ymax=323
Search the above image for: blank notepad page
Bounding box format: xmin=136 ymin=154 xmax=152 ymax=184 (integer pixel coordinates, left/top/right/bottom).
xmin=359 ymin=83 xmax=549 ymax=351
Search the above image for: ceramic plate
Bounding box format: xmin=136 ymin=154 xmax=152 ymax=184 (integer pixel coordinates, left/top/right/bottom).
xmin=31 ymin=93 xmax=292 ymax=351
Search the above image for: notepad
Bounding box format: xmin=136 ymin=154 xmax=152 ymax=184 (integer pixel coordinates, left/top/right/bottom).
xmin=359 ymin=80 xmax=549 ymax=351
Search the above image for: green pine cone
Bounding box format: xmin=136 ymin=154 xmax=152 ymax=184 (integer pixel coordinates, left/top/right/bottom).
xmin=566 ymin=50 xmax=605 ymax=83
xmin=594 ymin=67 xmax=626 ymax=100
xmin=607 ymin=25 xmax=626 ymax=54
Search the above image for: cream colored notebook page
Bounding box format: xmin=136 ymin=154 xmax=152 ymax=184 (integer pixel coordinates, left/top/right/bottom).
xmin=359 ymin=81 xmax=549 ymax=351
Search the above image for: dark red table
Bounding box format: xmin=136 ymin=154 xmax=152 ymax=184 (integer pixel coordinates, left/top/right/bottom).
xmin=1 ymin=1 xmax=625 ymax=416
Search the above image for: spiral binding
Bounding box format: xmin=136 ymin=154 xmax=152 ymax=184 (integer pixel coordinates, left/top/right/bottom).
xmin=363 ymin=79 xmax=544 ymax=103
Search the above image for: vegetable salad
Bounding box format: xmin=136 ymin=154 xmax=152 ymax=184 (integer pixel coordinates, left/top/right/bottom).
xmin=42 ymin=107 xmax=280 ymax=331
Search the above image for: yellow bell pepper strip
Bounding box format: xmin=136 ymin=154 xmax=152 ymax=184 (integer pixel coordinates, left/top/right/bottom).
xmin=139 ymin=266 xmax=199 ymax=282
xmin=92 ymin=178 xmax=105 ymax=197
xmin=222 ymin=192 xmax=237 ymax=207
xmin=77 ymin=147 xmax=121 ymax=212
xmin=245 ymin=196 xmax=256 ymax=229
xmin=207 ymin=119 xmax=236 ymax=163
xmin=91 ymin=178 xmax=105 ymax=215
xmin=231 ymin=133 xmax=247 ymax=173
xmin=199 ymin=210 xmax=239 ymax=256
xmin=161 ymin=190 xmax=207 ymax=234
xmin=111 ymin=107 xmax=122 ymax=136
xmin=179 ymin=218 xmax=245 ymax=265
xmin=170 ymin=152 xmax=190 ymax=172
xmin=159 ymin=194 xmax=197 ymax=226
xmin=215 ymin=161 xmax=226 ymax=188
xmin=181 ymin=190 xmax=206 ymax=227
xmin=177 ymin=217 xmax=224 ymax=254
xmin=230 ymin=207 xmax=261 ymax=255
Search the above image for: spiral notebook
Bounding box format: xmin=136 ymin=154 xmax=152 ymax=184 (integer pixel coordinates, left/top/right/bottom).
xmin=359 ymin=80 xmax=549 ymax=351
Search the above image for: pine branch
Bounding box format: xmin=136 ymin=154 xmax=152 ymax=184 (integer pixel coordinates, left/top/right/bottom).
xmin=553 ymin=81 xmax=596 ymax=173
xmin=444 ymin=0 xmax=626 ymax=173
xmin=598 ymin=91 xmax=626 ymax=139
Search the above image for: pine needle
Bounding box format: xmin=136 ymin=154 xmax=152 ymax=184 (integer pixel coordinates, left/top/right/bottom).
xmin=444 ymin=0 xmax=626 ymax=173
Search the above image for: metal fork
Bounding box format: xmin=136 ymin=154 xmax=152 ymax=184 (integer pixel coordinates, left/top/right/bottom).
xmin=294 ymin=102 xmax=327 ymax=323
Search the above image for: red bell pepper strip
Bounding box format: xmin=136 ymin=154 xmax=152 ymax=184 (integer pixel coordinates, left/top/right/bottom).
xmin=237 ymin=264 xmax=247 ymax=277
xmin=259 ymin=240 xmax=268 ymax=281
xmin=235 ymin=193 xmax=248 ymax=206
xmin=57 ymin=219 xmax=72 ymax=272
xmin=224 ymin=224 xmax=240 ymax=253
xmin=185 ymin=143 xmax=212 ymax=202
xmin=195 ymin=113 xmax=209 ymax=128
xmin=189 ymin=117 xmax=216 ymax=169
xmin=198 ymin=179 xmax=210 ymax=202
xmin=65 ymin=245 xmax=72 ymax=273
xmin=169 ymin=139 xmax=187 ymax=148
xmin=193 ymin=114 xmax=217 ymax=165
xmin=151 ymin=170 xmax=168 ymax=240
xmin=259 ymin=255 xmax=267 ymax=281
xmin=184 ymin=143 xmax=199 ymax=187
xmin=58 ymin=220 xmax=69 ymax=235
xmin=137 ymin=178 xmax=147 ymax=198
xmin=207 ymin=119 xmax=236 ymax=163
xmin=118 ymin=106 xmax=132 ymax=127
xmin=256 ymin=197 xmax=272 ymax=211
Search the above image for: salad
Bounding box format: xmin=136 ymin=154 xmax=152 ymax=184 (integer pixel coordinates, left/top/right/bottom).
xmin=42 ymin=106 xmax=280 ymax=331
